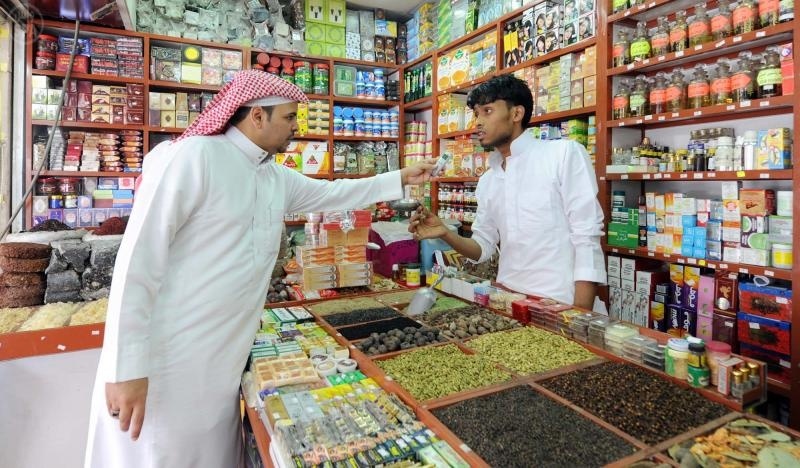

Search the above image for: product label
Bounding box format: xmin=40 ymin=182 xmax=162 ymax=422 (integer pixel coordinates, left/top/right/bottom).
xmin=687 ymin=82 xmax=710 ymax=98
xmin=613 ymin=96 xmax=629 ymax=109
xmin=666 ymin=85 xmax=682 ymax=101
xmin=688 ymin=21 xmax=710 ymax=39
xmin=614 ymin=0 xmax=628 ymax=9
xmin=670 ymin=28 xmax=687 ymax=44
xmin=651 ymin=35 xmax=669 ymax=50
xmin=757 ymin=68 xmax=782 ymax=86
xmin=710 ymin=15 xmax=731 ymax=33
xmin=711 ymin=77 xmax=732 ymax=94
xmin=630 ymin=40 xmax=651 ymax=57
xmin=612 ymin=44 xmax=625 ymax=58
xmin=731 ymin=73 xmax=752 ymax=90
xmin=759 ymin=0 xmax=780 ymax=16
xmin=733 ymin=6 xmax=756 ymax=26
xmin=650 ymin=89 xmax=667 ymax=104
xmin=630 ymin=94 xmax=647 ymax=109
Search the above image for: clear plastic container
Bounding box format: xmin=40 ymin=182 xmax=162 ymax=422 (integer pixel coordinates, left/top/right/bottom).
xmin=706 ymin=340 xmax=732 ymax=385
xmin=605 ymin=323 xmax=638 ymax=356
xmin=569 ymin=313 xmax=595 ymax=342
xmin=665 ymin=338 xmax=690 ymax=379
xmin=643 ymin=344 xmax=667 ymax=370
xmin=622 ymin=335 xmax=658 ymax=363
xmin=588 ymin=317 xmax=612 ymax=348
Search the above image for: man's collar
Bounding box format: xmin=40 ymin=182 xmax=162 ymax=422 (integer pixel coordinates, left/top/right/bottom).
xmin=488 ymin=130 xmax=533 ymax=169
xmin=224 ymin=126 xmax=271 ymax=165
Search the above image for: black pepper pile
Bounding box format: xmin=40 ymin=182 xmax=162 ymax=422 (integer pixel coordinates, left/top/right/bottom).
xmin=323 ymin=307 xmax=401 ymax=327
xmin=337 ymin=317 xmax=424 ymax=341
xmin=432 ymin=386 xmax=638 ymax=467
xmin=539 ymin=362 xmax=731 ymax=444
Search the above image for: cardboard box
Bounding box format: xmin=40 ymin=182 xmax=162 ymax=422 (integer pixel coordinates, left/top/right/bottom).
xmin=739 ymin=189 xmax=776 ymax=216
xmin=737 ymin=312 xmax=791 ymax=355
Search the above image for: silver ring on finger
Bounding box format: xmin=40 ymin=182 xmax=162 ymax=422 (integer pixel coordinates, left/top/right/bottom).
xmin=110 ymin=410 xmax=120 ymax=418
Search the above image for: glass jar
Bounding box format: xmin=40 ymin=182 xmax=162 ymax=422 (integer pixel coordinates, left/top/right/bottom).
xmin=747 ymin=361 xmax=761 ymax=388
xmin=631 ymin=21 xmax=651 ymax=61
xmin=313 ymin=63 xmax=330 ymax=95
xmin=630 ymin=75 xmax=650 ymax=117
xmin=666 ymin=72 xmax=686 ymax=111
xmin=666 ymin=338 xmax=690 ymax=379
xmin=711 ymin=0 xmax=733 ymax=40
xmin=733 ymin=0 xmax=757 ymax=34
xmin=706 ymin=341 xmax=732 ymax=385
xmin=37 ymin=177 xmax=59 ymax=195
xmin=757 ymin=48 xmax=783 ymax=98
xmin=688 ymin=65 xmax=711 ymax=108
xmin=779 ymin=0 xmax=794 ymax=22
xmin=612 ymin=30 xmax=631 ymax=67
xmin=687 ymin=339 xmax=707 ymax=367
xmin=670 ymin=10 xmax=689 ymax=52
xmin=650 ymin=72 xmax=668 ymax=114
xmin=688 ymin=3 xmax=711 ymax=47
xmin=715 ymin=136 xmax=735 ymax=170
xmin=651 ymin=17 xmax=671 ymax=56
xmin=731 ymin=54 xmax=758 ymax=101
xmin=612 ymin=82 xmax=631 ymax=119
xmin=711 ymin=59 xmax=732 ymax=104
xmin=760 ymin=0 xmax=781 ymax=26
xmin=294 ymin=61 xmax=312 ymax=93
xmin=613 ymin=0 xmax=629 ymax=14
xmin=280 ymin=68 xmax=295 ymax=84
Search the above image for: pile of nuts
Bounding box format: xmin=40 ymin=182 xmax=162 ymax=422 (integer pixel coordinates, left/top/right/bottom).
xmin=419 ymin=305 xmax=521 ymax=339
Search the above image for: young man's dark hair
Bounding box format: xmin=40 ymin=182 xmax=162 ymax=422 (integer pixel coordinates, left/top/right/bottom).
xmin=466 ymin=74 xmax=533 ymax=129
xmin=229 ymin=105 xmax=273 ymax=126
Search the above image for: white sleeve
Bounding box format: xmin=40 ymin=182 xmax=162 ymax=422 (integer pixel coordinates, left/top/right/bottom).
xmin=468 ymin=178 xmax=500 ymax=264
xmin=103 ymin=142 xmax=207 ymax=382
xmin=559 ymin=141 xmax=607 ymax=284
xmin=282 ymin=168 xmax=403 ymax=213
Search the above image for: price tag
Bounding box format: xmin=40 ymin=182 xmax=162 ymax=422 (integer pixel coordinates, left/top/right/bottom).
xmin=777 ymin=297 xmax=788 ymax=304
xmin=636 ymin=119 xmax=643 ymax=124
xmin=599 ymin=176 xmax=606 ymax=181
xmin=680 ymin=173 xmax=688 ymax=179
xmin=678 ymin=257 xmax=685 ymax=263
xmin=628 ymin=249 xmax=636 ymax=254
xmin=733 ymin=36 xmax=742 ymax=43
xmin=386 ymin=376 xmax=393 ymax=381
xmin=460 ymin=444 xmax=473 ymax=453
xmin=645 ymin=115 xmax=653 ymax=120
xmin=740 ymin=100 xmax=751 ymax=107
xmin=688 ymin=258 xmax=697 ymax=264
xmin=658 ymin=56 xmax=666 ymax=62
xmin=664 ymin=254 xmax=671 ymax=258
xmin=765 ymin=270 xmax=775 ymax=277
xmin=649 ymin=1 xmax=655 ymax=6
xmin=756 ymin=31 xmax=766 ymax=38
xmin=693 ymin=173 xmax=704 ymax=179
xmin=715 ymin=40 xmax=725 ymax=48
xmin=725 ymin=322 xmax=733 ymax=327
xmin=91 ymin=330 xmax=100 ymax=335
xmin=627 ymin=63 xmax=635 ymax=70
xmin=749 ymin=322 xmax=760 ymax=329
xmin=624 ymin=11 xmax=631 ymax=16
xmin=619 ymin=122 xmax=626 ymax=127
xmin=644 ymin=59 xmax=651 ymax=65
xmin=643 ymin=174 xmax=651 ymax=179
xmin=736 ymin=171 xmax=746 ymax=177
xmin=726 ymin=105 xmax=735 ymax=111
xmin=638 ymin=4 xmax=646 ymax=10
xmin=658 ymin=116 xmax=666 ymax=121
xmin=694 ymin=111 xmax=702 ymax=116
xmin=760 ymin=173 xmax=770 ymax=179
xmin=622 ymin=174 xmax=629 ymax=179
xmin=699 ymin=260 xmax=707 ymax=266
xmin=671 ymin=112 xmax=679 ymax=117
xmin=695 ymin=44 xmax=703 ymax=51
xmin=676 ymin=51 xmax=684 ymax=58
xmin=739 ymin=267 xmax=749 ymax=274
xmin=57 ymin=344 xmax=66 ymax=351
xmin=760 ymin=100 xmax=770 ymax=107
xmin=648 ymin=252 xmax=655 ymax=257
xmin=664 ymin=173 xmax=672 ymax=179
xmin=719 ymin=263 xmax=728 ymax=269
xmin=612 ymin=248 xmax=619 ymax=253
xmin=654 ymin=173 xmax=663 ymax=179
xmin=708 ymin=172 xmax=716 ymax=178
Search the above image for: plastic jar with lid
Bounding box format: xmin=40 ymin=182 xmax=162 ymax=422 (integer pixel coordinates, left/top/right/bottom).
xmin=49 ymin=195 xmax=64 ymax=209
xmin=365 ymin=82 xmax=376 ymax=99
xmin=356 ymin=81 xmax=366 ymax=98
xmin=294 ymin=61 xmax=312 ymax=93
xmin=333 ymin=117 xmax=344 ymax=136
xmin=354 ymin=118 xmax=366 ymax=137
xmin=706 ymin=341 xmax=732 ymax=385
xmin=687 ymin=339 xmax=707 ymax=368
xmin=665 ymin=338 xmax=689 ymax=379
xmin=772 ymin=243 xmax=793 ymax=269
xmin=343 ymin=118 xmax=355 ymax=136
xmin=375 ymin=78 xmax=385 ymax=99
xmin=389 ymin=109 xmax=399 ymax=123
xmin=313 ymin=63 xmax=329 ymax=94
xmin=715 ymin=136 xmax=734 ymax=170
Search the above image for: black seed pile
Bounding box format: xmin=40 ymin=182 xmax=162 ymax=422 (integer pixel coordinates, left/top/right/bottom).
xmin=337 ymin=317 xmax=423 ymax=341
xmin=539 ymin=362 xmax=731 ymax=445
xmin=432 ymin=386 xmax=638 ymax=468
xmin=325 ymin=307 xmax=401 ymax=327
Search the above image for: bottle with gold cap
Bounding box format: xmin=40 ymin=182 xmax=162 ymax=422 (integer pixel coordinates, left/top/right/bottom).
xmin=747 ymin=361 xmax=761 ymax=389
xmin=731 ymin=369 xmax=745 ymax=398
xmin=738 ymin=365 xmax=752 ymax=391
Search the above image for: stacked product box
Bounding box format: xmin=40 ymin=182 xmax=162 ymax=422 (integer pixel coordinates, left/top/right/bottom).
xmin=530 ymin=47 xmax=597 ymax=116
xmin=607 ymin=255 xmax=662 ymax=326
xmin=276 ymin=141 xmax=329 ymax=176
xmin=405 ymin=2 xmax=436 ymax=60
xmin=435 ymin=35 xmax=497 ymax=92
xmin=31 ymin=77 xmax=144 ymax=124
xmin=151 ymin=45 xmax=241 ymax=85
xmin=148 ymin=91 xmax=211 ymax=128
xmin=32 ymin=176 xmax=134 ymax=228
xmin=305 ymin=0 xmax=347 ymax=59
xmin=737 ymin=282 xmax=793 ymax=384
xmin=439 ymin=137 xmax=491 ymax=177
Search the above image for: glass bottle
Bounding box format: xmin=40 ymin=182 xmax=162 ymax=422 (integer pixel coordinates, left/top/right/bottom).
xmin=731 ymin=53 xmax=758 ymax=101
xmin=711 ymin=0 xmax=733 ymax=40
xmin=760 ymin=0 xmax=781 ymax=27
xmin=688 ymin=65 xmax=711 ymax=108
xmin=613 ymin=81 xmax=632 ymax=119
xmin=612 ymin=30 xmax=632 ymax=67
xmin=631 ymin=21 xmax=652 ymax=61
xmin=670 ymin=10 xmax=689 ymax=52
xmin=747 ymin=361 xmax=761 ymax=388
xmin=651 ymin=17 xmax=671 ymax=56
xmin=650 ymin=72 xmax=668 ymax=114
xmin=711 ymin=59 xmax=732 ymax=104
xmin=730 ymin=370 xmax=745 ymax=398
xmin=757 ymin=47 xmax=783 ymax=98
xmin=666 ymin=71 xmax=687 ymax=111
xmin=733 ymin=0 xmax=757 ymax=35
xmin=613 ymin=0 xmax=629 ymax=14
xmin=689 ymin=4 xmax=711 ymax=47
xmin=779 ymin=0 xmax=794 ymax=22
xmin=630 ymin=75 xmax=650 ymax=116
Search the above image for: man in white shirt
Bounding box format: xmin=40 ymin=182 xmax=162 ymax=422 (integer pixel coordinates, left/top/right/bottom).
xmin=85 ymin=70 xmax=435 ymax=468
xmin=409 ymin=74 xmax=606 ymax=309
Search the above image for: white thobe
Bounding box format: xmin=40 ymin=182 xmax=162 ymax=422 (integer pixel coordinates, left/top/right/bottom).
xmin=470 ymin=131 xmax=607 ymax=305
xmin=84 ymin=127 xmax=402 ymax=468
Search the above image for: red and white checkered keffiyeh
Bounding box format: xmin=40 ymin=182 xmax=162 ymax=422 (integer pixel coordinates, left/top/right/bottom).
xmin=176 ymin=69 xmax=308 ymax=141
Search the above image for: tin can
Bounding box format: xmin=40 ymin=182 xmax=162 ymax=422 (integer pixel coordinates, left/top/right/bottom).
xmin=49 ymin=195 xmax=64 ymax=209
xmin=405 ymin=263 xmax=421 ymax=286
xmin=64 ymin=194 xmax=78 ymax=209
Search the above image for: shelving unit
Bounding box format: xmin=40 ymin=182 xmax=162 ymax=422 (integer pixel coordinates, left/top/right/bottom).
xmin=598 ymin=0 xmax=800 ymax=428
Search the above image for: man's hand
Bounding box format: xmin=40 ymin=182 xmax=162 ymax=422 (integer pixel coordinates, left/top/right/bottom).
xmin=409 ymin=206 xmax=449 ymax=240
xmin=400 ymin=159 xmax=437 ymax=185
xmin=106 ymin=378 xmax=148 ymax=441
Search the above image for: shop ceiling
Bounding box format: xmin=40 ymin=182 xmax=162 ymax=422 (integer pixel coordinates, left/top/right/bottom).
xmin=23 ymin=0 xmax=418 ymax=29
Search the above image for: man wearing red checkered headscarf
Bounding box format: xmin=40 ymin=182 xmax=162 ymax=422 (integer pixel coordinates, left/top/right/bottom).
xmin=86 ymin=70 xmax=435 ymax=468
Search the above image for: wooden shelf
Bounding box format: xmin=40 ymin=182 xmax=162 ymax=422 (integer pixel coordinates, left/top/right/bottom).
xmin=608 ymin=22 xmax=794 ymax=76
xmin=438 ymin=128 xmax=476 ymax=139
xmin=332 ymin=173 xmax=373 ymax=179
xmin=607 ymin=0 xmax=684 ymax=23
xmin=332 ymin=96 xmax=400 ymax=107
xmin=602 ymin=244 xmax=793 ymax=281
xmin=292 ymin=134 xmax=329 ymax=140
xmin=149 ymin=33 xmax=246 ymax=50
xmin=39 ymin=170 xmax=137 ymax=177
xmin=31 ymin=69 xmax=145 ymax=84
xmin=432 ymin=176 xmax=480 ymax=183
xmin=332 ymin=135 xmax=399 ymax=142
xmin=530 ymin=106 xmax=597 ymax=125
xmin=436 ymin=21 xmax=499 ymax=57
xmin=145 ymin=126 xmax=184 ymax=133
xmin=503 ymin=38 xmax=598 ymax=75
xmin=768 ymin=378 xmax=792 ymax=397
xmin=404 ymin=96 xmax=434 ymax=111
xmin=330 ymin=56 xmax=400 ymax=70
xmin=304 ymin=94 xmax=330 ymax=101
xmin=32 ymin=120 xmax=144 ymax=131
xmin=437 ymin=73 xmax=495 ymax=96
xmin=0 ymin=323 xmax=105 ymax=361
xmin=148 ymin=80 xmax=222 ymax=92
xmin=402 ymin=52 xmax=434 ymax=70
xmin=603 ymin=169 xmax=793 ymax=181
xmin=608 ymin=95 xmax=794 ymax=128
xmin=284 ymin=220 xmax=307 ymax=226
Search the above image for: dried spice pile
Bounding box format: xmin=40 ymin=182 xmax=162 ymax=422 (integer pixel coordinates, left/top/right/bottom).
xmin=323 ymin=307 xmax=400 ymax=327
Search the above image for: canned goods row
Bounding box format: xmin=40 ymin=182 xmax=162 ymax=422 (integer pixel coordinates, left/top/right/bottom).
xmin=333 ymin=119 xmax=399 ymax=138
xmin=333 ymin=107 xmax=398 ymax=124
